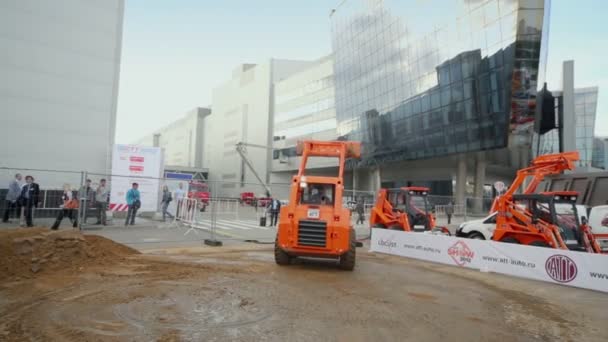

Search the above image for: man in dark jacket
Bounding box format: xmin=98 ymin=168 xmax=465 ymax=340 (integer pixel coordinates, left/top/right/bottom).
xmin=267 ymin=198 xmax=281 ymax=227
xmin=20 ymin=175 xmax=40 ymax=227
xmin=355 ymin=199 xmax=365 ymax=224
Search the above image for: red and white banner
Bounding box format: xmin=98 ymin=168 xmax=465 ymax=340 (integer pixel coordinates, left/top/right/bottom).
xmin=108 ymin=203 xmax=129 ymax=212
xmin=110 ymin=144 xmax=163 ymax=212
xmin=370 ymin=228 xmax=608 ymax=293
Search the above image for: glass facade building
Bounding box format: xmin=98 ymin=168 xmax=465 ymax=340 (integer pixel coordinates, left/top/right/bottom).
xmin=592 ymin=138 xmax=607 ymax=170
xmin=537 ymin=87 xmax=599 ymax=168
xmin=330 ymin=0 xmax=549 ymax=166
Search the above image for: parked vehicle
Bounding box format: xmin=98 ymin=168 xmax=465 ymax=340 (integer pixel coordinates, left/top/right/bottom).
xmin=369 ymin=186 xmax=450 ymax=235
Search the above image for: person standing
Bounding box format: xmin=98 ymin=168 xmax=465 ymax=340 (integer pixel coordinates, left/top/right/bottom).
xmin=125 ymin=183 xmax=141 ymax=226
xmin=267 ymin=197 xmax=281 ymax=227
xmin=95 ymin=179 xmax=110 ymax=225
xmin=79 ymin=179 xmax=95 ymax=224
xmin=446 ymin=201 xmax=454 ymax=225
xmin=160 ymin=185 xmax=173 ymax=222
xmin=51 ymin=185 xmax=79 ymax=230
xmin=174 ymin=182 xmax=186 ymax=219
xmin=355 ymin=199 xmax=365 ymax=225
xmin=20 ymin=175 xmax=40 ymax=227
xmin=3 ymin=173 xmax=22 ymax=223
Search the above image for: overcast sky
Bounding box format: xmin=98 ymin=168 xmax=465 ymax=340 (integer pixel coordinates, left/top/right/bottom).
xmin=115 ymin=0 xmax=608 ymax=143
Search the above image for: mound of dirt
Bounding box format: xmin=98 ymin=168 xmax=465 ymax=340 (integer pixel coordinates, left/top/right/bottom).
xmin=0 ymin=228 xmax=139 ymax=281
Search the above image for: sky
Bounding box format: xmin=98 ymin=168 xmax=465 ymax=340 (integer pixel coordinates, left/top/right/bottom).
xmin=115 ymin=0 xmax=608 ymax=143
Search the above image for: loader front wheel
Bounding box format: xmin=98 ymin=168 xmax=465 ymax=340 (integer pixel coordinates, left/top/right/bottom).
xmin=274 ymin=239 xmax=291 ymax=265
xmin=339 ymin=229 xmax=356 ymax=271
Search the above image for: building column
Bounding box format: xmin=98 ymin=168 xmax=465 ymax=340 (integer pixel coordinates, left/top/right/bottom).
xmin=369 ymin=167 xmax=381 ymax=194
xmin=455 ymin=155 xmax=467 ymax=205
xmin=562 ymin=60 xmax=576 ymax=153
xmin=474 ymin=152 xmax=486 ymax=213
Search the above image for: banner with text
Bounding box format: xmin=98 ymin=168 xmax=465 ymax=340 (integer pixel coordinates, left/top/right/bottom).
xmin=370 ymin=228 xmax=608 ymax=293
xmin=110 ymin=144 xmax=163 ymax=212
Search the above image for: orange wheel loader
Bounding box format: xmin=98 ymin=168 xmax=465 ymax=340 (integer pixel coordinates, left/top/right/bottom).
xmin=489 ymin=151 xmax=602 ymax=252
xmin=275 ymin=140 xmax=361 ymax=270
xmin=369 ymin=187 xmax=450 ymax=235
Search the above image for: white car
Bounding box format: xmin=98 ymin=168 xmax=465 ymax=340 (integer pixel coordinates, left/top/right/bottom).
xmin=455 ymin=212 xmax=497 ymax=240
xmin=587 ymin=205 xmax=608 ymax=252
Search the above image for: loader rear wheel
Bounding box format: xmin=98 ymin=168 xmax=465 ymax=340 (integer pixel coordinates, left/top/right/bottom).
xmin=339 ymin=230 xmax=356 ymax=271
xmin=529 ymin=240 xmax=550 ymax=248
xmin=274 ymin=239 xmax=291 ymax=265
xmin=500 ymin=237 xmax=520 ymax=244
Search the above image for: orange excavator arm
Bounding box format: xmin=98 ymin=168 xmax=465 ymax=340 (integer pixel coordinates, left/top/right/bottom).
xmin=491 ymin=151 xmax=579 ymax=212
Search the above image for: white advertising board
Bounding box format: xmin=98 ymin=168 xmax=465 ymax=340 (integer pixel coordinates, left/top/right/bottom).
xmin=110 ymin=145 xmax=163 ymax=212
xmin=370 ymin=229 xmax=608 ymax=293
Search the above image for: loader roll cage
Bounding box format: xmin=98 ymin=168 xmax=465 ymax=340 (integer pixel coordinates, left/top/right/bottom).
xmin=510 ymin=192 xmax=585 ymax=250
xmin=387 ymin=187 xmax=432 ymax=230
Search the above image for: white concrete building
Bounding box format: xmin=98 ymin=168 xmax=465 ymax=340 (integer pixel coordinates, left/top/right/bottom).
xmin=206 ymin=60 xmax=315 ymax=197
xmin=135 ymin=107 xmax=211 ymax=169
xmin=271 ymin=56 xmax=339 ymax=189
xmin=0 ymin=0 xmax=124 ymax=187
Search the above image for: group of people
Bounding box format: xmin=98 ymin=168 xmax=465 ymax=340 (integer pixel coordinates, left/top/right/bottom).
xmin=3 ymin=173 xmax=40 ymax=227
xmin=51 ymin=178 xmax=110 ymax=229
xmin=2 ymin=174 xmax=114 ymax=229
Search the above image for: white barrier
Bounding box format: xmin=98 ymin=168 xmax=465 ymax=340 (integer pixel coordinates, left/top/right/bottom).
xmin=176 ymin=198 xmax=198 ymax=225
xmin=370 ymin=228 xmax=608 ymax=293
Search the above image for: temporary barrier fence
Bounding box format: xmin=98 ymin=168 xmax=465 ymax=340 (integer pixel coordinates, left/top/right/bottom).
xmin=371 ymin=228 xmax=608 ymax=293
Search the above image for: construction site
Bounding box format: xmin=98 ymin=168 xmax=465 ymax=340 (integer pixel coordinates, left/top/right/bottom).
xmin=0 ymin=227 xmax=606 ymax=342
xmin=1 ymin=142 xmax=608 ymax=341
xmin=2 ymin=0 xmax=608 ymax=341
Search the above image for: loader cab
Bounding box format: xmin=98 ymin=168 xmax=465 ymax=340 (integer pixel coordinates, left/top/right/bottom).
xmin=514 ymin=191 xmax=584 ymax=250
xmin=386 ymin=187 xmax=432 ymax=230
xmin=300 ymin=182 xmax=335 ymax=206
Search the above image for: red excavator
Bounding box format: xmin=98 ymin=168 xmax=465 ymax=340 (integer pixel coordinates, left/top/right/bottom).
xmin=490 ymin=151 xmax=602 ymax=253
xmin=369 ymin=186 xmax=450 ymax=235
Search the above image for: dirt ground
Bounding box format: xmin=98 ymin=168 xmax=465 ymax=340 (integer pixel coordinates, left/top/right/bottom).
xmin=1 ymin=229 xmax=607 ymax=341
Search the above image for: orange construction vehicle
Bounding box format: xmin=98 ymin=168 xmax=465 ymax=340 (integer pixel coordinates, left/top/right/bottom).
xmin=275 ymin=140 xmax=361 ymax=270
xmin=491 ymin=151 xmax=602 ymax=252
xmin=370 ymin=187 xmax=450 ymax=234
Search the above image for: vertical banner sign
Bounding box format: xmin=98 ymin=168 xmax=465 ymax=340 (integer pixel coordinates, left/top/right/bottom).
xmin=110 ymin=145 xmax=163 ymax=212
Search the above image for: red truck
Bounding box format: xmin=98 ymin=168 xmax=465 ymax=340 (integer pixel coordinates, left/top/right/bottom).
xmin=240 ymin=192 xmax=271 ymax=207
xmin=188 ymin=181 xmax=210 ymax=206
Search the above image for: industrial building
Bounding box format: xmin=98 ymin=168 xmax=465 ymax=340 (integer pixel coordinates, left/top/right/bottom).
xmin=205 ymin=60 xmax=315 ymax=197
xmin=0 ymin=0 xmax=124 ymax=187
xmin=271 ymin=56 xmax=339 ymax=191
xmin=328 ymin=0 xmax=551 ymax=205
xmin=134 ymin=107 xmax=211 ymax=171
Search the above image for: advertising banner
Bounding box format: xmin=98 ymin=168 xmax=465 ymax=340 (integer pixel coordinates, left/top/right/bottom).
xmin=370 ymin=229 xmax=608 ymax=293
xmin=110 ymin=145 xmax=163 ymax=212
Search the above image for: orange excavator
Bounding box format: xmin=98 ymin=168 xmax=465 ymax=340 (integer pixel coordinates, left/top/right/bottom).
xmin=275 ymin=140 xmax=361 ymax=270
xmin=491 ymin=151 xmax=602 ymax=253
xmin=369 ymin=187 xmax=450 ymax=235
